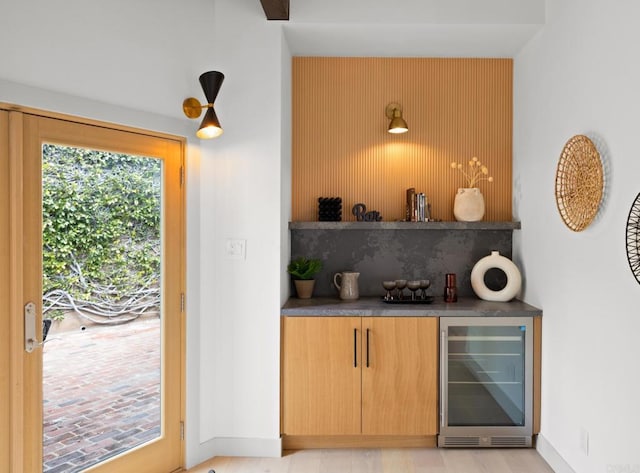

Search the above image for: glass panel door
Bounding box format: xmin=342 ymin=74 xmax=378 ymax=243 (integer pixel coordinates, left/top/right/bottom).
xmin=15 ymin=113 xmax=184 ymax=473
xmin=41 ymin=145 xmax=163 ymax=472
xmin=439 ymin=316 xmax=534 ymax=442
xmin=447 ymin=324 xmax=527 ymax=427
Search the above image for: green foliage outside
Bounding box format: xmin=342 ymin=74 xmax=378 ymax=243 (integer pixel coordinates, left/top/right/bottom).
xmin=42 ymin=144 xmax=161 ymax=321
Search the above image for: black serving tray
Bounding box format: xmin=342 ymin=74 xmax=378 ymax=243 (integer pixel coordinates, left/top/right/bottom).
xmin=381 ymin=296 xmax=434 ymax=304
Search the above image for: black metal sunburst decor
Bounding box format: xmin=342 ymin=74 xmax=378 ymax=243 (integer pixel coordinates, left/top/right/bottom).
xmin=626 ymin=192 xmax=640 ymax=284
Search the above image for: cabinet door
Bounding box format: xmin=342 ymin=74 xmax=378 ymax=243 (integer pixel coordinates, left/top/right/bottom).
xmin=281 ymin=317 xmax=362 ymax=435
xmin=361 ymin=317 xmax=438 ymax=435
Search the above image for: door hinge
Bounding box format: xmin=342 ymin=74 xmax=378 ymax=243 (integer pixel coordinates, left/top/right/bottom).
xmin=180 ymin=421 xmax=185 ymax=441
xmin=180 ymin=166 xmax=184 ymax=187
xmin=180 ymin=293 xmax=185 ymax=313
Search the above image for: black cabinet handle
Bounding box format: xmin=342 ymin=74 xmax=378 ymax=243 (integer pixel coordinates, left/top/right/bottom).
xmin=353 ymin=328 xmax=357 ymax=368
xmin=366 ymin=328 xmax=370 ymax=368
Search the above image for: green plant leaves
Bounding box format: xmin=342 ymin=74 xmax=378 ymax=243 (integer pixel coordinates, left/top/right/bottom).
xmin=287 ymin=257 xmax=322 ymax=280
xmin=42 ymin=144 xmax=161 ymax=317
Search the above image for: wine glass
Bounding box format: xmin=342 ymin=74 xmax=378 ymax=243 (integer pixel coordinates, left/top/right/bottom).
xmin=419 ymin=279 xmax=431 ymax=299
xmin=395 ymin=279 xmax=407 ymax=300
xmin=407 ymin=280 xmax=421 ymax=301
xmin=382 ymin=280 xmax=397 ymax=300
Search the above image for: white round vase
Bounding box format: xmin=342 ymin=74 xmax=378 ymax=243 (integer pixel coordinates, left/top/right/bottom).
xmin=453 ymin=187 xmax=485 ymax=222
xmin=470 ymin=251 xmax=522 ymax=302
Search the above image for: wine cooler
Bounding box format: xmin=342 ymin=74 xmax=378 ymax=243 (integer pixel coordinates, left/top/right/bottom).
xmin=439 ymin=317 xmax=533 ymax=447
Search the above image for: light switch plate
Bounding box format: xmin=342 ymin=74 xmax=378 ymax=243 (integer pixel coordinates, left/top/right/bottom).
xmin=225 ymin=239 xmax=246 ymax=260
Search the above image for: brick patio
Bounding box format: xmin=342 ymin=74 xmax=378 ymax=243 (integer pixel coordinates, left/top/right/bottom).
xmin=42 ymin=317 xmax=160 ymax=473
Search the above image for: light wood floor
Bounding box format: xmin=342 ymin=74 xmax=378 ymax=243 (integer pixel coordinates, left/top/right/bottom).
xmin=185 ymin=448 xmax=555 ymax=473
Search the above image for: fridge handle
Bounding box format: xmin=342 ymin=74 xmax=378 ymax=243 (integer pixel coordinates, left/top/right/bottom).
xmin=440 ymin=329 xmax=446 ymax=428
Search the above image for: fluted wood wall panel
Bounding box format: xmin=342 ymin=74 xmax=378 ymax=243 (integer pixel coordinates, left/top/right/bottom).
xmin=292 ymin=57 xmax=512 ymax=222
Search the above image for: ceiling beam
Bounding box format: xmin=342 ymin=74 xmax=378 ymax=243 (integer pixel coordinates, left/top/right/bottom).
xmin=259 ymin=0 xmax=289 ymax=20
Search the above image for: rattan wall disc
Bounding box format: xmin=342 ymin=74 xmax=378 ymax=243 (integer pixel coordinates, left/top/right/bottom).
xmin=626 ymin=192 xmax=640 ymax=284
xmin=555 ymin=135 xmax=604 ymax=231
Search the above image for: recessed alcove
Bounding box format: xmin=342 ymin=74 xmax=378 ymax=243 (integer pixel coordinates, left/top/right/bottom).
xmin=290 ymin=221 xmax=520 ymax=298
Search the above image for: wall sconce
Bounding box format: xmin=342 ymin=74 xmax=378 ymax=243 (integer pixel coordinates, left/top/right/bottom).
xmin=385 ymin=102 xmax=408 ymax=134
xmin=183 ymin=71 xmax=225 ymax=139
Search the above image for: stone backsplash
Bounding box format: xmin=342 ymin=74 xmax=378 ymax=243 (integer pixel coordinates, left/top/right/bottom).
xmin=289 ymin=222 xmax=518 ymax=298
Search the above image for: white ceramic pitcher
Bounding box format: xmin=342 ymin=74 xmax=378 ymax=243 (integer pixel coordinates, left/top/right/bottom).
xmin=333 ymin=271 xmax=360 ymax=300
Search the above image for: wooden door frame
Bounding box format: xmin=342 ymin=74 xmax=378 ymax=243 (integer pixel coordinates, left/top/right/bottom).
xmin=0 ymin=111 xmax=13 ymax=473
xmin=1 ymin=104 xmax=186 ymax=473
xmin=8 ymin=110 xmax=27 ymax=472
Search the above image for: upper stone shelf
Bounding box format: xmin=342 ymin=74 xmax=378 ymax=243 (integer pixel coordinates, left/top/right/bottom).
xmin=289 ymin=221 xmax=521 ymax=230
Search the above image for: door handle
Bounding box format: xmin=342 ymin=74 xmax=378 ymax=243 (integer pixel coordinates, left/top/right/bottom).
xmin=353 ymin=328 xmax=357 ymax=368
xmin=366 ymin=328 xmax=370 ymax=368
xmin=440 ymin=329 xmax=446 ymax=428
xmin=25 ymin=302 xmax=43 ymax=353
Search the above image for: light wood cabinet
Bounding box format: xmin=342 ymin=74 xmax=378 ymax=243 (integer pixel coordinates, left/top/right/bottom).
xmin=281 ymin=316 xmax=438 ymax=437
xmin=361 ymin=317 xmax=438 ymax=435
xmin=281 ymin=316 xmax=362 ymax=435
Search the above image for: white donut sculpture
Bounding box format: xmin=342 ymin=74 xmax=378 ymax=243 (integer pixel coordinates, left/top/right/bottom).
xmin=470 ymin=251 xmax=522 ymax=302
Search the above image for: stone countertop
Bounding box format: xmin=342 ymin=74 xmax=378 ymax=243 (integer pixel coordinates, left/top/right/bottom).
xmin=281 ymin=296 xmax=541 ymax=317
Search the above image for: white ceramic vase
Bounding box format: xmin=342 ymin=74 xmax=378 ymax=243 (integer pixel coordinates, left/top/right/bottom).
xmin=470 ymin=251 xmax=522 ymax=301
xmin=453 ymin=187 xmax=485 ymax=222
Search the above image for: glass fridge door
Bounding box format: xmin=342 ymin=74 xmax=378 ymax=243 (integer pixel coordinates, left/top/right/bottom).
xmin=446 ymin=321 xmax=529 ymax=427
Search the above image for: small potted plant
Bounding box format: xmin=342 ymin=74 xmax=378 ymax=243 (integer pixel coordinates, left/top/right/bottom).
xmin=287 ymin=257 xmax=323 ymax=299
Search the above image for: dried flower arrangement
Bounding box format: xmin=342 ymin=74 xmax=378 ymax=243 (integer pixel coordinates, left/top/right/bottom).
xmin=450 ymin=157 xmax=494 ymax=188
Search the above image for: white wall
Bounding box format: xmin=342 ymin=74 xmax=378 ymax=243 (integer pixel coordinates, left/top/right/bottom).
xmin=194 ymin=0 xmax=286 ymax=463
xmin=0 ymin=0 xmax=287 ymax=468
xmin=0 ymin=0 xmax=216 ymax=120
xmin=514 ymin=1 xmax=640 ymax=472
xmin=280 ymin=35 xmax=293 ymax=304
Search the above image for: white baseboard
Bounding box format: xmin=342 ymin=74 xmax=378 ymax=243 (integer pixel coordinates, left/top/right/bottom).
xmin=536 ymin=434 xmax=576 ymax=473
xmin=186 ymin=436 xmax=282 ymax=469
